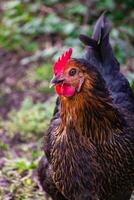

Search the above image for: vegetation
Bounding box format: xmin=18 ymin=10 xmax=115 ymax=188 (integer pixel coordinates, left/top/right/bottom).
xmin=2 ymin=97 xmax=56 ymax=136
xmin=0 ymin=0 xmax=134 ymax=199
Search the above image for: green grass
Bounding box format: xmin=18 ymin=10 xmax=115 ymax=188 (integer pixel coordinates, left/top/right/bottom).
xmin=2 ymin=96 xmax=56 ymax=136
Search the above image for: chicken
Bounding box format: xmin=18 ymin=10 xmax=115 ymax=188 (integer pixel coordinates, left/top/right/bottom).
xmin=38 ymin=14 xmax=134 ymax=200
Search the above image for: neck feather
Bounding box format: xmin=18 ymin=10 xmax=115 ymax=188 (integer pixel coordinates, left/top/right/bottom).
xmin=60 ymin=88 xmax=125 ymax=144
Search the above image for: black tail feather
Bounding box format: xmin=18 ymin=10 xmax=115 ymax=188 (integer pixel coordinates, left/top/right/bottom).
xmin=80 ymin=12 xmax=119 ymax=74
xmin=79 ymin=34 xmax=98 ymax=50
xmin=92 ymin=11 xmax=110 ymax=43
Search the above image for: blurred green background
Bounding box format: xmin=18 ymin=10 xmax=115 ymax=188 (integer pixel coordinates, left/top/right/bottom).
xmin=0 ymin=0 xmax=134 ymax=199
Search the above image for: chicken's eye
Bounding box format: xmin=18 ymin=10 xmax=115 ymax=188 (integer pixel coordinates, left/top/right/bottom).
xmin=69 ymin=68 xmax=77 ymax=76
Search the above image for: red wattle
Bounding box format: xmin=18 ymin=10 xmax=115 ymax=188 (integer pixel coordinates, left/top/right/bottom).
xmin=55 ymin=83 xmax=75 ymax=97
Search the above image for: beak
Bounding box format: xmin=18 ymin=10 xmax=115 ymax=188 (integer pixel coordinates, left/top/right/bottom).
xmin=49 ymin=75 xmax=64 ymax=88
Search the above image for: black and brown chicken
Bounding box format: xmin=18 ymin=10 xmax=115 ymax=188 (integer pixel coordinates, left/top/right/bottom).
xmin=38 ymin=14 xmax=134 ymax=200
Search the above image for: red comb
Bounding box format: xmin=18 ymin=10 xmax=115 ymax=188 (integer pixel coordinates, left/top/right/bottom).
xmin=53 ymin=48 xmax=72 ymax=75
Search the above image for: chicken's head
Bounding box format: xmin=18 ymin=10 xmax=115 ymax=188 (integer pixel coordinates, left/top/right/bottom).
xmin=50 ymin=48 xmax=94 ymax=97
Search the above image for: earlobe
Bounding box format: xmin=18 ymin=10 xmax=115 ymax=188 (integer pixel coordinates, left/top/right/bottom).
xmin=77 ymin=77 xmax=85 ymax=92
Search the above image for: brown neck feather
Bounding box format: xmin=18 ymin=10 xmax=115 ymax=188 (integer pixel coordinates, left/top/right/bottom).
xmin=60 ymin=83 xmax=124 ymax=144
